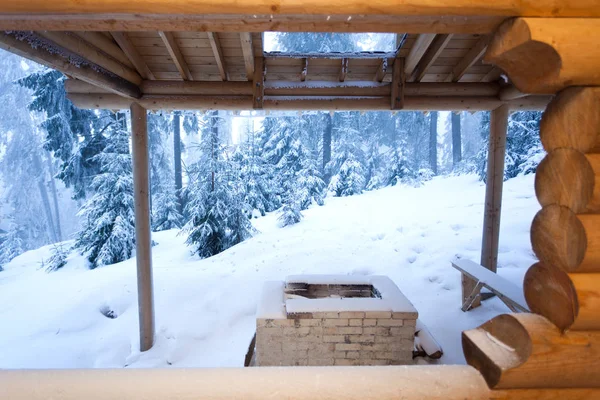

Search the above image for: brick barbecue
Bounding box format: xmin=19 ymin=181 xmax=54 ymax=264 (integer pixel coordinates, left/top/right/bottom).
xmin=255 ymin=275 xmax=418 ymax=366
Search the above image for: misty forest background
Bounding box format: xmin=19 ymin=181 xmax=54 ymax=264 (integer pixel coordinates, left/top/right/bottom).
xmin=0 ymin=33 xmax=544 ymax=272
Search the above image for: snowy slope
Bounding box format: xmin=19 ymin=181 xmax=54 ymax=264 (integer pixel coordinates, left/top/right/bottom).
xmin=0 ymin=174 xmax=539 ymax=368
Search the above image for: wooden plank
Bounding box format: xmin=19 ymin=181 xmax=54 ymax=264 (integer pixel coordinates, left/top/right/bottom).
xmin=404 ymin=34 xmax=436 ymax=77
xmin=253 ymin=57 xmax=265 ymax=109
xmin=239 ymin=32 xmax=254 ymax=80
xmin=0 ymin=32 xmax=140 ymax=99
xmin=141 ymin=80 xmax=253 ymax=95
xmin=2 ymin=1 xmax=597 ymax=18
xmin=39 ymin=31 xmax=142 ymax=85
xmin=158 ymin=31 xmax=193 ymax=81
xmin=463 ymin=313 xmax=600 ymax=389
xmin=375 ymin=58 xmax=388 ymax=82
xmin=130 ymin=102 xmax=155 ymax=352
xmin=73 ymin=31 xmax=135 ymax=69
xmin=452 ymin=259 xmax=528 ymax=310
xmin=111 ymin=32 xmax=156 ymax=80
xmin=300 ymin=58 xmax=308 ymax=82
xmin=339 ymin=58 xmax=348 ymax=82
xmin=498 ymin=85 xmax=527 ymax=101
xmin=391 ymin=58 xmax=405 ymax=110
xmin=446 ymin=35 xmax=488 ymax=82
xmin=207 ymin=32 xmax=228 ymax=81
xmin=410 ymin=34 xmax=453 ymax=82
xmin=485 ymin=18 xmax=600 ymax=93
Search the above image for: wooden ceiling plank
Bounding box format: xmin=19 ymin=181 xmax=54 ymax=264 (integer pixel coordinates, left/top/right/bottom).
xmin=446 ymin=35 xmax=489 ymax=82
xmin=339 ymin=58 xmax=349 ymax=82
xmin=158 ymin=31 xmax=193 ymax=80
xmin=239 ymin=32 xmax=254 ymax=81
xmin=39 ymin=31 xmax=142 ymax=85
xmin=207 ymin=32 xmax=228 ymax=81
xmin=0 ymin=32 xmax=140 ymax=99
xmin=404 ymin=34 xmax=437 ymax=77
xmin=410 ymin=34 xmax=454 ymax=83
xmin=111 ymin=32 xmax=156 ymax=80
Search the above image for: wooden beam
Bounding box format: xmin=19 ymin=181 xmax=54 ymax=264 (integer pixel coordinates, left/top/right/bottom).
xmin=410 ymin=34 xmax=453 ymax=82
xmin=130 ymin=102 xmax=155 ymax=352
xmin=207 ymin=32 xmax=227 ymax=81
xmin=446 ymin=35 xmax=488 ymax=82
xmin=0 ymin=366 xmax=494 ymax=400
xmin=300 ymin=58 xmax=308 ymax=82
xmin=38 ymin=31 xmax=142 ymax=85
xmin=252 ymin=57 xmax=265 ymax=109
xmin=239 ymin=32 xmax=254 ymax=81
xmin=375 ymin=58 xmax=388 ymax=83
xmin=404 ymin=34 xmax=436 ymax=77
xmin=1 ymin=1 xmax=597 ymax=18
xmin=67 ymin=93 xmax=550 ymax=111
xmin=0 ymin=15 xmax=507 ymax=34
xmin=111 ymin=32 xmax=155 ymax=80
xmin=463 ymin=313 xmax=600 ymax=389
xmin=0 ymin=32 xmax=140 ymax=99
xmin=391 ymin=58 xmax=405 ymax=110
xmin=464 ymin=104 xmax=508 ymax=309
xmin=481 ymin=67 xmax=503 ymax=82
xmin=339 ymin=58 xmax=348 ymax=82
xmin=485 ymin=18 xmax=600 ymax=93
xmin=158 ymin=31 xmax=193 ymax=81
xmin=141 ymin=80 xmax=254 ymax=96
xmin=525 ymin=262 xmax=600 ymax=331
xmin=540 ymin=87 xmax=600 ymax=153
xmin=73 ymin=31 xmax=135 ymax=69
xmin=498 ymin=85 xmax=527 ymax=101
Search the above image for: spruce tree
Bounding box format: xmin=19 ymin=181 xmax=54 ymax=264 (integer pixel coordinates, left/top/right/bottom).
xmin=184 ymin=111 xmax=253 ymax=258
xmin=0 ymin=227 xmax=24 ymax=271
xmin=75 ymin=114 xmax=136 ymax=268
xmin=328 ymin=112 xmax=366 ymax=196
xmin=152 ymin=182 xmax=183 ymax=231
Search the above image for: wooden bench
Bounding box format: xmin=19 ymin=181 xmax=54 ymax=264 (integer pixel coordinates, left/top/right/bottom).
xmin=451 ymin=259 xmax=529 ymax=313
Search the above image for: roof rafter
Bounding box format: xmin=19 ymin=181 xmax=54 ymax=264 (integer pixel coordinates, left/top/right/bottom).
xmin=301 ymin=58 xmax=308 ymax=82
xmin=39 ymin=31 xmax=142 ymax=85
xmin=207 ymin=32 xmax=227 ymax=81
xmin=0 ymin=32 xmax=140 ymax=98
xmin=339 ymin=58 xmax=348 ymax=82
xmin=158 ymin=31 xmax=193 ymax=81
xmin=410 ymin=34 xmax=454 ymax=82
xmin=404 ymin=34 xmax=436 ymax=78
xmin=111 ymin=32 xmax=156 ymax=80
xmin=375 ymin=58 xmax=388 ymax=82
xmin=445 ymin=35 xmax=489 ymax=82
xmin=239 ymin=32 xmax=254 ymax=81
xmin=73 ymin=31 xmax=135 ymax=69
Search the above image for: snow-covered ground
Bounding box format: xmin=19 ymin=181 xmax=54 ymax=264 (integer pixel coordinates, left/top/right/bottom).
xmin=0 ymin=174 xmax=539 ymax=368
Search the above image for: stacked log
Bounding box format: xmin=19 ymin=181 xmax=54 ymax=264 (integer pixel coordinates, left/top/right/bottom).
xmin=464 ymin=17 xmax=600 ymax=397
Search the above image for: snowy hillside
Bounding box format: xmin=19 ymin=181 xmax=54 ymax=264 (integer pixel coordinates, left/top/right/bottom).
xmin=0 ymin=174 xmax=539 ymax=368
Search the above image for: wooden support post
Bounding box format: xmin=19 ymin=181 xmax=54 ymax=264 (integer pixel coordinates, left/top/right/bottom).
xmin=252 ymin=57 xmax=265 ymax=109
xmin=130 ymin=103 xmax=155 ymax=352
xmin=463 ymin=104 xmax=508 ymax=309
xmin=391 ymin=58 xmax=405 ymax=110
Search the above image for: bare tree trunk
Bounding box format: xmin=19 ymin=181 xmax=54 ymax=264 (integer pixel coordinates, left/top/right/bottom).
xmin=173 ymin=111 xmax=183 ymax=213
xmin=452 ymin=112 xmax=462 ymax=167
xmin=32 ymin=152 xmax=58 ymax=244
xmin=45 ymin=152 xmax=63 ymax=242
xmin=429 ymin=111 xmax=438 ymax=174
xmin=322 ymin=112 xmax=332 ymax=182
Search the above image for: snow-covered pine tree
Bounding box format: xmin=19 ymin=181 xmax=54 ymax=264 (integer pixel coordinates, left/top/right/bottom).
xmin=75 ymin=113 xmax=136 ymax=268
xmin=295 ymin=156 xmax=326 ymax=209
xmin=152 ymin=182 xmax=183 ymax=231
xmin=184 ymin=111 xmax=253 ymax=258
xmin=328 ymin=112 xmax=366 ymax=196
xmin=19 ymin=69 xmax=103 ymax=199
xmin=278 ymin=202 xmax=303 ymax=227
xmin=0 ymin=227 xmax=24 ymax=271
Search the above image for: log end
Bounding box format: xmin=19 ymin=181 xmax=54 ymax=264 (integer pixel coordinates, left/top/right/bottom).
xmin=523 ymin=262 xmax=578 ymax=332
xmin=535 ymin=149 xmax=595 ymax=214
xmin=462 ymin=314 xmax=531 ymax=389
xmin=484 ymin=18 xmax=561 ymax=94
xmin=530 ymin=205 xmax=587 ymax=273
